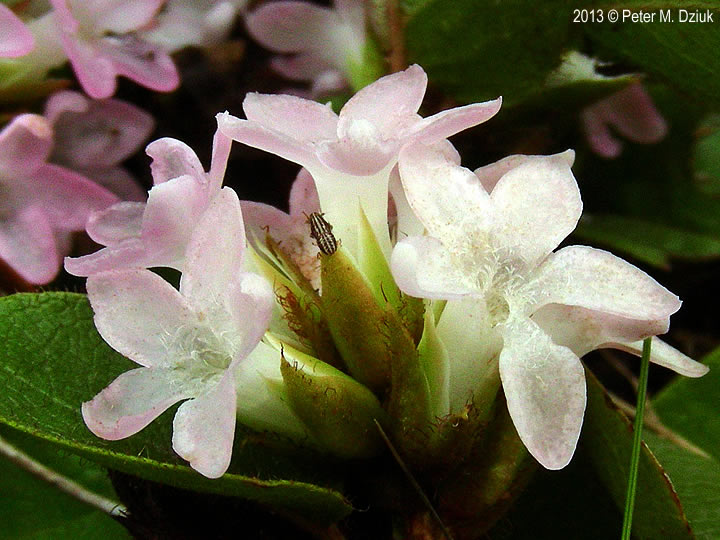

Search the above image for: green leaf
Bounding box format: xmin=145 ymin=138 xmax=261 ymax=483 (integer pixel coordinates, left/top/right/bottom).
xmin=0 ymin=428 xmax=129 ymax=540
xmin=584 ymin=4 xmax=720 ymax=106
xmin=644 ymin=433 xmax=720 ymax=540
xmin=653 ymin=345 xmax=720 ymax=463
xmin=574 ymin=214 xmax=720 ymax=268
xmin=405 ymin=0 xmax=573 ymax=105
xmin=581 ymin=369 xmax=693 ymax=539
xmin=0 ymin=292 xmax=352 ymax=524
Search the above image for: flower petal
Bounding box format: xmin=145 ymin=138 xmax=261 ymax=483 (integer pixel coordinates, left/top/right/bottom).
xmin=391 ymin=236 xmax=475 ymax=300
xmin=85 ymin=202 xmax=145 ymax=245
xmin=398 ymin=141 xmax=493 ymax=247
xmin=147 ymin=137 xmax=206 ymax=185
xmin=226 ymin=272 xmax=274 ymax=361
xmin=532 ymin=303 xmax=674 ymax=357
xmin=337 ymin=64 xmax=427 ymax=140
xmin=410 ymin=98 xmax=502 ymax=144
xmin=288 ymin=168 xmax=320 ymax=216
xmin=242 ymin=93 xmax=338 ymax=144
xmin=525 ymin=245 xmax=681 ymax=322
xmin=33 ymin=164 xmax=118 ymax=230
xmin=181 ymin=187 xmax=245 ymax=305
xmin=87 ymin=269 xmax=196 ymax=367
xmin=82 ymin=367 xmax=192 ymax=440
xmin=0 ymin=4 xmax=35 ymax=57
xmin=172 ymin=371 xmax=237 ymax=478
xmin=499 ymin=316 xmax=586 ymax=470
xmin=246 ymin=1 xmax=335 ymax=53
xmin=490 ymin=150 xmax=580 ymax=267
xmin=0 ymin=114 xmax=52 ymax=177
xmin=63 ymin=238 xmax=150 ymax=277
xmin=613 ymin=338 xmax=709 ymax=378
xmin=217 ymin=111 xmax=319 ymax=169
xmin=0 ymin=206 xmax=59 ymax=284
xmin=474 ymin=154 xmax=544 ymax=194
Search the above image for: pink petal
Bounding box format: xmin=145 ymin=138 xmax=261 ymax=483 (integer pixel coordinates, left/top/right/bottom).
xmin=288 ymin=168 xmax=320 ymax=216
xmin=391 ymin=236 xmax=476 ymax=300
xmin=474 ymin=154 xmax=537 ymax=193
xmin=489 ymin=150 xmax=580 ymax=267
xmin=410 ymin=98 xmax=502 ymax=145
xmin=0 ymin=114 xmax=53 ymax=177
xmin=33 ymin=164 xmax=118 ymax=230
xmin=172 ymin=372 xmax=237 ymax=478
xmin=97 ymin=34 xmax=179 ymax=93
xmin=0 ymin=206 xmax=59 ymax=284
xmin=242 ymin=93 xmax=338 ymax=144
xmin=226 ymin=272 xmax=274 ymax=361
xmin=141 ymin=175 xmax=211 ymax=265
xmin=82 ymin=367 xmax=193 ymax=440
xmin=46 ymin=91 xmax=154 ymax=169
xmin=270 ymin=53 xmax=334 ymax=81
xmin=398 ymin=141 xmax=493 ymax=246
xmin=0 ymin=4 xmax=35 ymax=57
xmin=612 ymin=338 xmax=709 ymax=378
xmin=181 ymin=187 xmax=246 ymax=304
xmin=94 ymin=0 xmax=165 ymax=34
xmin=147 ymin=137 xmax=206 ymax=185
xmin=86 ymin=202 xmax=145 ymax=245
xmin=532 ymin=303 xmax=675 ymax=357
xmin=58 ymin=31 xmax=118 ymax=99
xmin=337 ymin=65 xmax=427 ymax=140
xmin=217 ymin=111 xmax=319 ymax=169
xmin=81 ymin=166 xmax=146 ymax=202
xmin=87 ymin=269 xmax=196 ymax=367
xmin=64 ymin=238 xmax=150 ymax=277
xmin=208 ymin=128 xmax=233 ymax=191
xmin=499 ymin=316 xmax=586 ymax=470
xmin=246 ymin=1 xmax=335 ymax=53
xmin=315 ymin=133 xmax=393 ymax=176
xmin=582 ymin=83 xmax=668 ymax=159
xmin=525 ymin=245 xmax=682 ymax=322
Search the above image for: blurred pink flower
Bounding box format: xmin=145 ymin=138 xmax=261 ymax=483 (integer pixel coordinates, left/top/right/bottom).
xmin=0 ymin=3 xmax=34 ymax=57
xmin=246 ymin=0 xmax=364 ymax=96
xmin=45 ymin=90 xmax=154 ymax=201
xmin=581 ymin=82 xmax=668 ymax=158
xmin=0 ymin=114 xmax=117 ymax=284
xmin=48 ymin=0 xmax=179 ymax=98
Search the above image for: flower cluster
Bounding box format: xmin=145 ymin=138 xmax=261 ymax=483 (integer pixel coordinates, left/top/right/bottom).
xmin=0 ymin=0 xmax=245 ymax=99
xmin=52 ymin=65 xmax=707 ymax=479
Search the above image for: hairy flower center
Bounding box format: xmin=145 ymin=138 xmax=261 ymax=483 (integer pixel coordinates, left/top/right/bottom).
xmin=171 ymin=323 xmax=234 ymax=371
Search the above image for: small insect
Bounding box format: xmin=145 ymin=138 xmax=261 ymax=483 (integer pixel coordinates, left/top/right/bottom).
xmin=307 ymin=212 xmax=338 ymax=255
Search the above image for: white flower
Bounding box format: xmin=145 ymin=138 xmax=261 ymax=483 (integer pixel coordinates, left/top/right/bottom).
xmin=390 ymin=142 xmax=708 ymax=469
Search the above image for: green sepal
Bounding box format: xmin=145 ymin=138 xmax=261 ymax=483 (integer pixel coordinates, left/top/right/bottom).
xmin=273 ymin=337 xmax=387 ymax=460
xmin=320 ymin=245 xmax=397 ymax=392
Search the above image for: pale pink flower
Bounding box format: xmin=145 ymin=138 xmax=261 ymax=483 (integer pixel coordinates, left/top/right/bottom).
xmin=64 ymin=129 xmax=232 ymax=276
xmin=581 ymin=82 xmax=668 ymax=158
xmin=82 ymin=188 xmax=276 ymax=478
xmin=218 ymin=64 xmax=501 ymax=258
xmin=0 ymin=114 xmax=117 ymax=284
xmin=0 ymin=3 xmax=34 ymax=57
xmin=45 ymin=90 xmax=154 ymax=201
xmin=48 ymin=0 xmax=179 ymax=99
xmin=390 ymin=142 xmax=708 ymax=470
xmin=143 ymin=0 xmax=247 ymax=53
xmin=246 ymin=0 xmax=365 ymax=96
